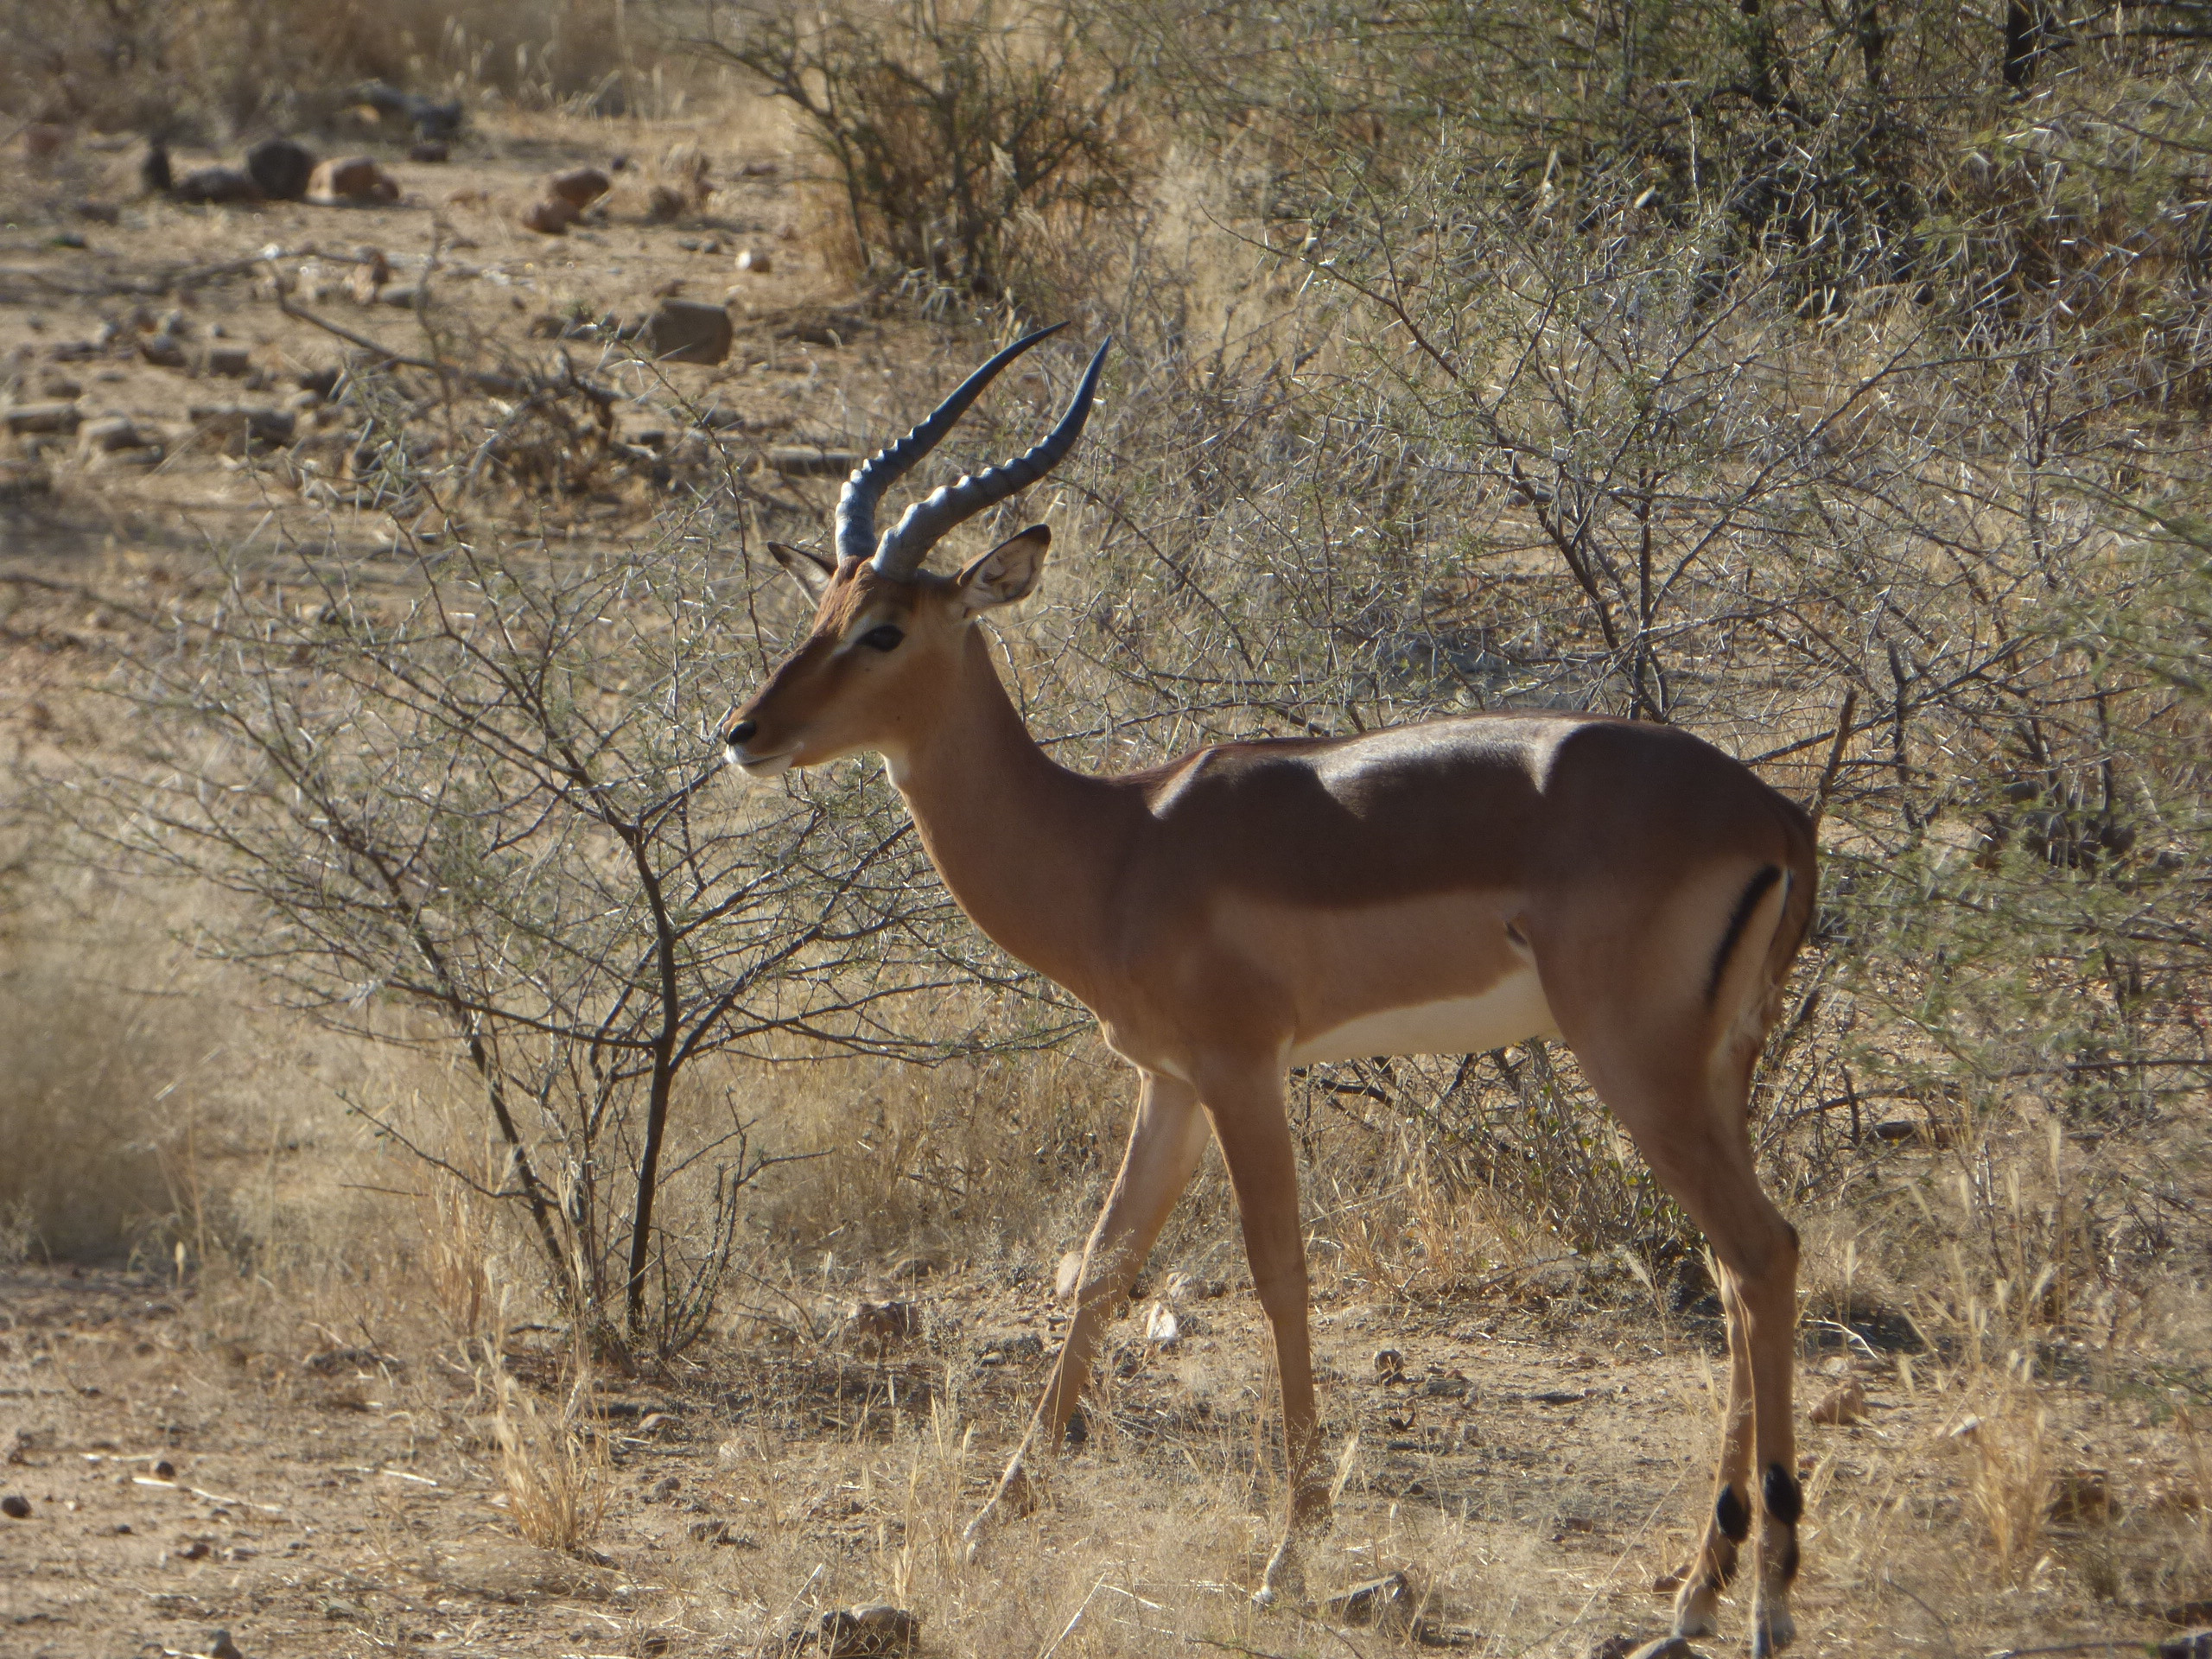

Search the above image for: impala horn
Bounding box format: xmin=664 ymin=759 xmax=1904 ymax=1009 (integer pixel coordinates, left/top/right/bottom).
xmin=836 ymin=325 xmax=1111 ymax=577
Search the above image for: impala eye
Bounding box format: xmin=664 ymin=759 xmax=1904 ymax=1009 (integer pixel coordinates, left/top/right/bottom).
xmin=859 ymin=623 xmax=905 ymax=652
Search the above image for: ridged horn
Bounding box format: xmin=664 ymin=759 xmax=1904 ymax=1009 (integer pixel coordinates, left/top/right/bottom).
xmin=870 ymin=339 xmax=1110 ymax=576
xmin=834 ymin=323 xmax=1069 ymax=569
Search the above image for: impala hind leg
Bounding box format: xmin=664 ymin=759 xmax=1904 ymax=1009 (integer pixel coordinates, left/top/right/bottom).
xmin=1569 ymin=1040 xmax=1802 ymax=1655
xmin=1198 ymin=1065 xmax=1328 ymax=1607
xmin=1675 ymin=1269 xmax=1757 ymax=1638
xmin=964 ymin=1071 xmax=1205 ymax=1552
xmin=1649 ymin=1133 xmax=1800 ymax=1656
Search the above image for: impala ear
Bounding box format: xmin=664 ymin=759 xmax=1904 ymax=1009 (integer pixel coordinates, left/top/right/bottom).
xmin=955 ymin=525 xmax=1051 ymax=612
xmin=767 ymin=540 xmax=836 ymax=598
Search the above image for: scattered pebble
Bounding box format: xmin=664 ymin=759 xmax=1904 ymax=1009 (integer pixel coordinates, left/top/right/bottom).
xmin=307 ymin=157 xmax=399 ymax=207
xmin=4 ymin=403 xmax=81 ymax=436
xmin=1 ymin=1494 xmax=30 ymax=1519
xmin=734 ymin=246 xmax=772 ymax=275
xmin=548 ymin=167 xmax=612 ymax=210
xmin=523 ymin=198 xmax=578 ymax=235
xmin=638 ymin=297 xmax=734 ymax=365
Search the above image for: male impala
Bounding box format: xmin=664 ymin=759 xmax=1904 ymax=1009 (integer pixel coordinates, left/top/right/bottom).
xmin=724 ymin=327 xmax=1818 ymax=1656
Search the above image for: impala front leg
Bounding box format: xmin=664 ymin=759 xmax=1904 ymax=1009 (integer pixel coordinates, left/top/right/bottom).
xmin=964 ymin=1071 xmax=1205 ymax=1552
xmin=1200 ymin=1065 xmax=1328 ymax=1608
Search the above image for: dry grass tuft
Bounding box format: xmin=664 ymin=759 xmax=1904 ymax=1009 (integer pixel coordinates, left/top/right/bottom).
xmin=493 ymin=1338 xmax=610 ymax=1555
xmin=1968 ymin=1382 xmax=2056 ymax=1583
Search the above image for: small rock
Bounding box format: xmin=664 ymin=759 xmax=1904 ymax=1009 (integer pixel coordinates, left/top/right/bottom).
xmin=2161 ymin=1632 xmax=2212 ymax=1659
xmin=347 ymin=251 xmax=391 ymax=303
xmin=297 ymin=365 xmax=343 ymax=397
xmin=523 ymin=197 xmax=578 ymax=235
xmin=207 ymin=1630 xmax=245 ymax=1659
xmin=307 ymin=157 xmax=399 ymax=207
xmin=79 ymin=416 xmax=147 ymax=454
xmin=4 ymin=402 xmax=80 ymax=436
xmin=2049 ymin=1467 xmax=2112 ymax=1524
xmin=844 ymin=1300 xmax=920 ymax=1348
xmin=1650 ymin=1567 xmax=1687 ymax=1593
xmin=139 ymin=334 xmax=186 ymax=370
xmin=188 ymin=404 xmax=296 ymax=452
xmin=1141 ymin=1301 xmax=1179 ymax=1346
xmin=785 ymin=1603 xmax=918 ymax=1659
xmin=740 ymin=159 xmax=779 ymax=178
xmin=978 ymin=1332 xmax=1044 ymax=1365
xmin=247 ymin=137 xmax=317 ymax=201
xmin=735 ymin=246 xmax=772 ymax=274
xmin=1948 ymin=1414 xmax=1980 ymax=1442
xmin=1624 ymin=1641 xmax=1703 ymax=1659
xmin=646 ymin=182 xmax=687 ymax=221
xmin=152 ymin=1459 xmax=176 ymax=1480
xmin=548 ymin=167 xmax=612 ymax=209
xmin=766 ymin=445 xmax=863 ymax=478
xmin=1 ymin=1494 xmax=30 ymax=1518
xmin=1586 ymin=1639 xmax=1640 ymax=1659
xmin=379 ymin=284 xmax=424 ymax=308
xmin=74 ymin=200 xmax=120 ymax=225
xmin=172 ymin=166 xmax=260 ymax=205
xmin=1323 ymin=1571 xmax=1424 ymax=1634
xmin=409 ymin=141 xmax=449 ymax=163
xmin=1054 ymin=1250 xmax=1084 ymax=1300
xmin=206 ymin=345 xmax=252 ymax=378
xmin=639 ymin=297 xmax=734 ymax=365
xmin=1373 ymin=1346 xmax=1407 ymax=1382
xmin=1808 ymin=1380 xmax=1866 ymax=1426
xmin=39 ymin=374 xmax=82 ymax=398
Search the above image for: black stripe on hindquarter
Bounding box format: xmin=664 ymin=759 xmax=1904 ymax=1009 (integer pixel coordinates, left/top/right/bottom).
xmin=1705 ymin=865 xmax=1783 ymax=1006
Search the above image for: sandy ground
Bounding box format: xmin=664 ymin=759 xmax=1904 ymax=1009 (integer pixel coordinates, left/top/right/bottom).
xmin=3 ymin=1255 xmax=2206 ymax=1659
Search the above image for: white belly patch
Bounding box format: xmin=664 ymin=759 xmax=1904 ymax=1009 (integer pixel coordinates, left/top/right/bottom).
xmin=1289 ymin=969 xmax=1557 ymax=1065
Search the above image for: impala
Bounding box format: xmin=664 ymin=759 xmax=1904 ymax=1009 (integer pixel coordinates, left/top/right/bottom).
xmin=724 ymin=327 xmax=1818 ymax=1656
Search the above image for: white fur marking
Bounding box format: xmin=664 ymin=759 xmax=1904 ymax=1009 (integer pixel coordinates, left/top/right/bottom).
xmin=1290 ymin=969 xmax=1557 ymax=1065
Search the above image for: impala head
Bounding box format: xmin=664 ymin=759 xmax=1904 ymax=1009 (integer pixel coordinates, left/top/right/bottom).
xmin=724 ymin=326 xmax=1109 ymax=779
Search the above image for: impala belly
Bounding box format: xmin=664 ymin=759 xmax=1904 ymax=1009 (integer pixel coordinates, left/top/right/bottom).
xmin=1198 ymin=889 xmax=1558 ymax=1068
xmin=1289 ymin=967 xmax=1556 ymax=1065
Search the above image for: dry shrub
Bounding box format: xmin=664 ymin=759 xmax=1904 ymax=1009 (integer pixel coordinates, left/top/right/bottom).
xmin=0 ymin=0 xmax=640 ymax=137
xmin=1969 ymin=1383 xmax=2055 ymax=1582
xmin=417 ymin=1150 xmax=500 ymax=1353
xmin=698 ymin=0 xmax=1147 ymax=296
xmin=0 ymin=936 xmax=215 ymax=1264
xmin=494 ymin=1337 xmax=610 ymax=1554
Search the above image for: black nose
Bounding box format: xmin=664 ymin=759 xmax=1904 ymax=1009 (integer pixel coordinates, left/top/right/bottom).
xmin=727 ymin=719 xmax=758 ymax=747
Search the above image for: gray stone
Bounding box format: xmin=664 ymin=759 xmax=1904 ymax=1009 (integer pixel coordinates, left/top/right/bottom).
xmin=766 ymin=445 xmax=861 ymax=478
xmin=639 ymin=298 xmax=733 ymax=365
xmin=4 ymin=402 xmax=80 ymax=435
xmin=189 ymin=404 xmax=296 ymax=451
xmin=246 ymin=137 xmax=317 ymax=202
xmin=140 ymin=334 xmax=186 ymax=369
xmin=206 ymin=346 xmax=252 ymax=378
xmin=79 ymin=416 xmax=149 ymax=453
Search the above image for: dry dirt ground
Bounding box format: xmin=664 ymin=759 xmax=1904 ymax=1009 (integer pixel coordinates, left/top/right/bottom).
xmin=3 ymin=1255 xmax=2208 ymax=1659
xmin=0 ymin=106 xmax=953 ymax=588
xmin=3 ymin=111 xmax=2211 ymax=1659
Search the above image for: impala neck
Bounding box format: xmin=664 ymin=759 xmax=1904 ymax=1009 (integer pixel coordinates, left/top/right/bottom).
xmin=884 ymin=628 xmax=1124 ymax=996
